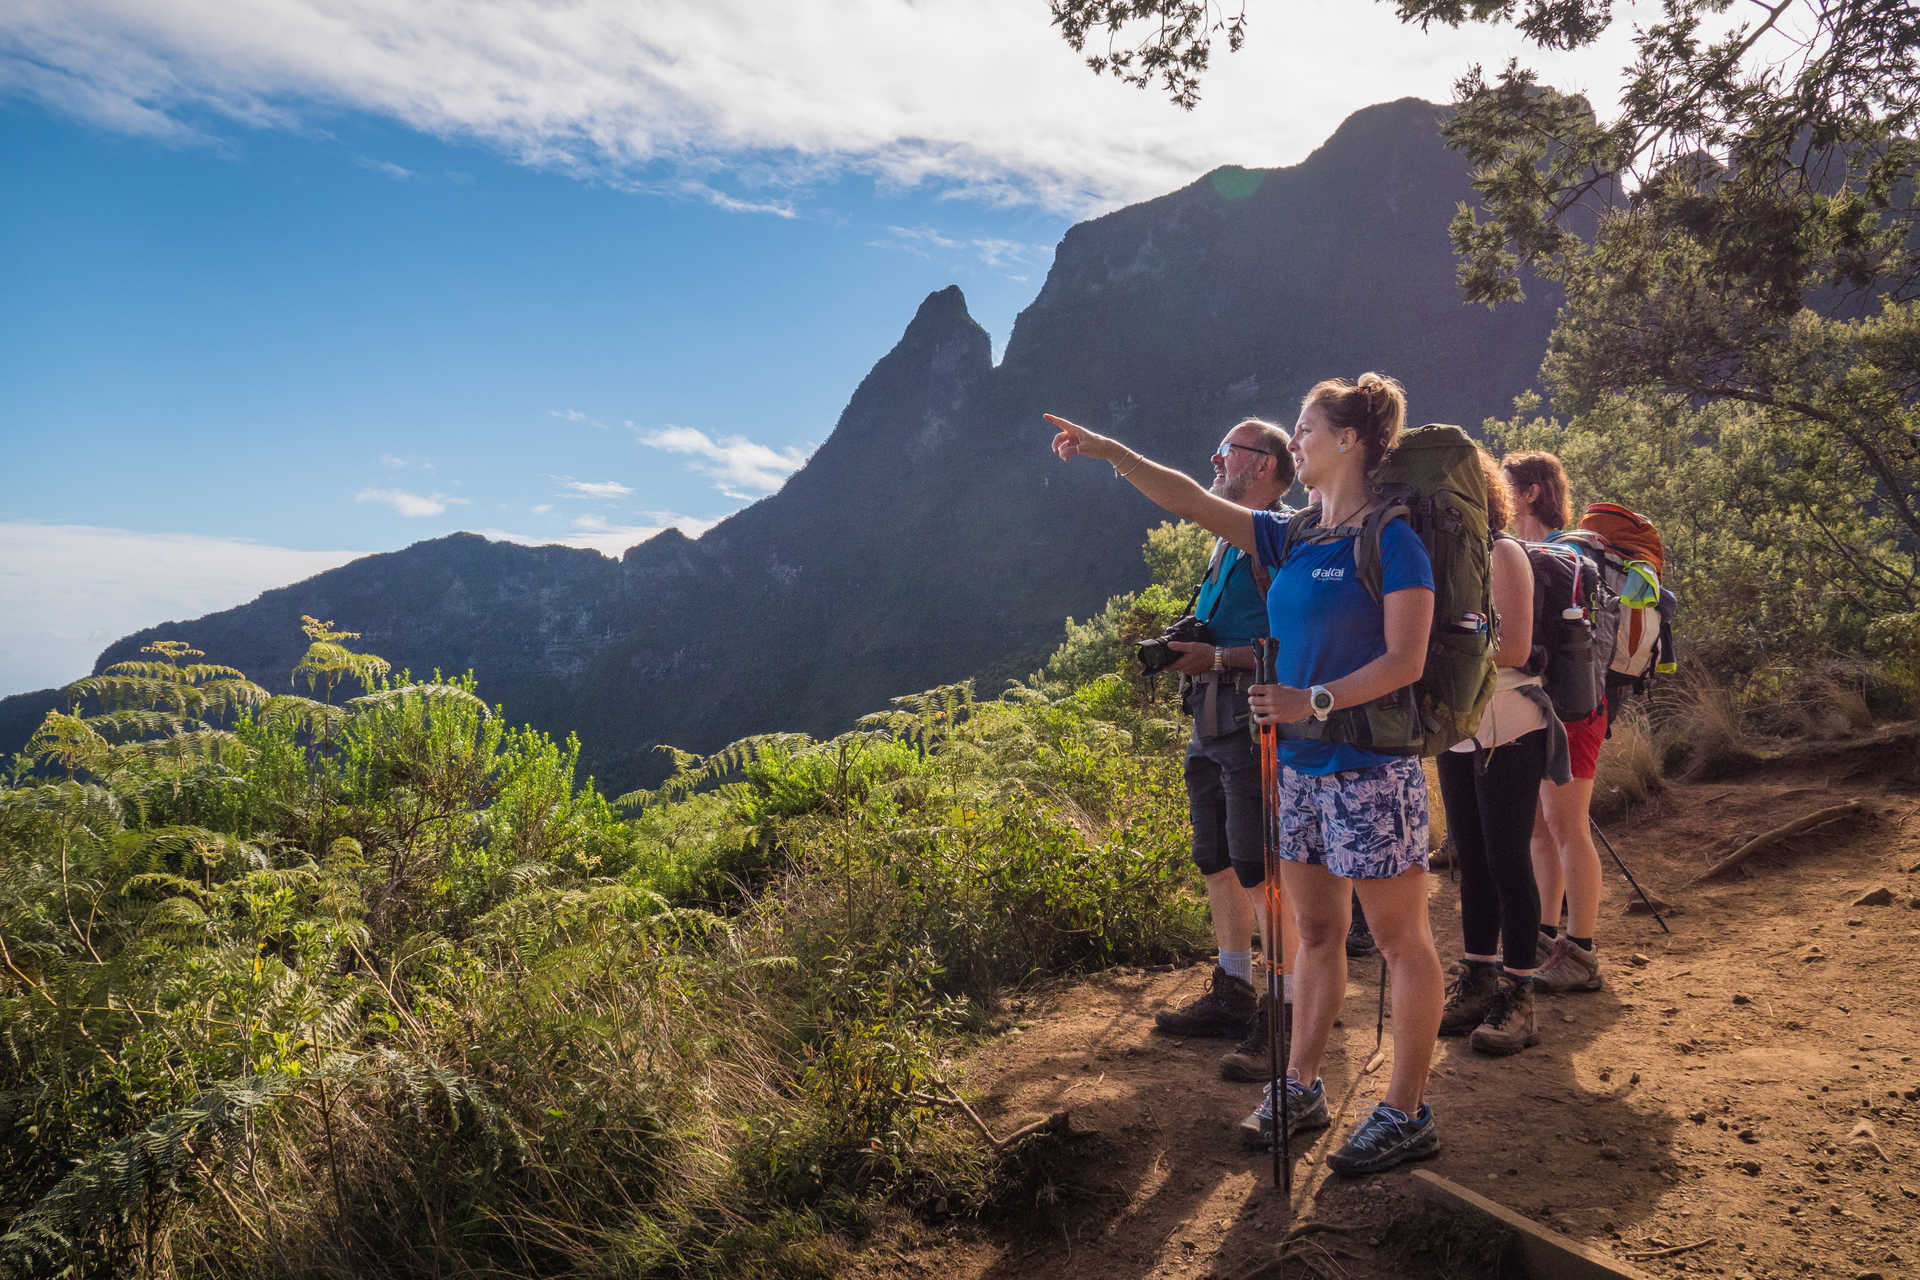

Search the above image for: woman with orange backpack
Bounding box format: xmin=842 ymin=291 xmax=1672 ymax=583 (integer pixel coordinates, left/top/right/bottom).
xmin=1501 ymin=451 xmax=1607 ymax=993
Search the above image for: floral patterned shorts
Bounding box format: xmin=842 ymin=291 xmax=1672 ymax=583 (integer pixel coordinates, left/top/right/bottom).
xmin=1277 ymin=755 xmax=1430 ymax=880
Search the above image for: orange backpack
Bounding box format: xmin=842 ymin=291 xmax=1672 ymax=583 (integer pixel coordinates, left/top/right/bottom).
xmin=1557 ymin=503 xmax=1674 ymax=691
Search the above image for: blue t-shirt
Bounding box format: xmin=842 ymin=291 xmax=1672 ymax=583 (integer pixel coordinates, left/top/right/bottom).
xmin=1193 ymin=542 xmax=1268 ymax=648
xmin=1251 ymin=511 xmax=1435 ymax=774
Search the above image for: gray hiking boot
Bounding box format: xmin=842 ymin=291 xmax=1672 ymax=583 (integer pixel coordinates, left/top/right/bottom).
xmin=1438 ymin=959 xmax=1500 ymax=1036
xmin=1326 ymin=1102 xmax=1438 ymax=1176
xmin=1218 ymin=992 xmax=1289 ymax=1082
xmin=1237 ymin=1075 xmax=1330 ymax=1149
xmin=1534 ymin=936 xmax=1602 ymax=993
xmin=1469 ymin=974 xmax=1540 ymax=1056
xmin=1153 ymin=965 xmax=1257 ymax=1038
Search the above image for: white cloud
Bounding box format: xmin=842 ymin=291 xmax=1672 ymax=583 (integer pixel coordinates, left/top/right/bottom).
xmin=475 ymin=511 xmax=720 ymax=558
xmin=0 ymin=523 xmax=365 ymax=697
xmin=355 ymin=488 xmax=468 ymax=517
xmin=548 ymin=408 xmax=607 ymax=427
xmin=634 ymin=424 xmax=810 ymax=499
xmin=878 ymin=224 xmax=1050 ymax=272
xmin=530 ymin=502 xmax=553 ymax=515
xmin=558 ymin=478 xmax=633 ymax=500
xmin=0 ymin=0 xmax=1676 ymax=216
xmin=356 ymin=155 xmax=411 ymax=179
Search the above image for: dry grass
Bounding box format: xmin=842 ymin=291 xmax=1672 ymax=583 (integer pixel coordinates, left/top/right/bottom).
xmin=1651 ymin=672 xmax=1753 ymax=779
xmin=1593 ymin=705 xmax=1664 ymax=820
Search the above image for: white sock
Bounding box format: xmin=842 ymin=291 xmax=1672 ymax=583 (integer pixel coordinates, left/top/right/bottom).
xmin=1219 ymin=949 xmax=1252 ymax=983
xmin=1283 ymin=971 xmax=1295 ymax=1002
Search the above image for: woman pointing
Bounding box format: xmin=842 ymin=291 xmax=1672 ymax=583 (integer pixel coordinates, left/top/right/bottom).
xmin=1046 ymin=373 xmax=1446 ymax=1176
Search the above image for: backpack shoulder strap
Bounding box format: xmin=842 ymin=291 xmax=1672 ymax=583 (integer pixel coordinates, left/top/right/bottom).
xmin=1275 ymin=504 xmax=1322 ymax=569
xmin=1247 ymin=549 xmax=1271 ymax=596
xmin=1352 ymin=503 xmax=1411 ymax=606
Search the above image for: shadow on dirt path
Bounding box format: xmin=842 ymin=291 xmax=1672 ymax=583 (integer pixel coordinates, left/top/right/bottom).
xmin=848 ymin=727 xmax=1920 ymax=1280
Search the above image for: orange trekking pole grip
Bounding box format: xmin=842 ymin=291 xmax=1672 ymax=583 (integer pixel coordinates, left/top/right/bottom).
xmin=1254 ymin=637 xmax=1290 ymax=1194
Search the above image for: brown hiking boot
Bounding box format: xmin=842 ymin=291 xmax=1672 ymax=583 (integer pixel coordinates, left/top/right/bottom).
xmin=1534 ymin=936 xmax=1602 ymax=993
xmin=1469 ymin=974 xmax=1540 ymax=1056
xmin=1438 ymin=959 xmax=1499 ymax=1036
xmin=1154 ymin=965 xmax=1257 ymax=1038
xmin=1219 ymin=992 xmax=1289 ymax=1081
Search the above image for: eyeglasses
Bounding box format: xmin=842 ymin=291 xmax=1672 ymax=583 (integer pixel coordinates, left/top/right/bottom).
xmin=1214 ymin=440 xmax=1274 ymax=460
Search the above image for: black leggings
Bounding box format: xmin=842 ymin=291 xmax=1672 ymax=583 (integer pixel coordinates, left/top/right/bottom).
xmin=1437 ymin=728 xmax=1549 ymax=969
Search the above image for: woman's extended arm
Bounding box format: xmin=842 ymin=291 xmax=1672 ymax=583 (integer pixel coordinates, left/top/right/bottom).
xmin=1248 ymin=586 xmax=1434 ymax=725
xmin=1045 ymin=413 xmax=1257 ymax=553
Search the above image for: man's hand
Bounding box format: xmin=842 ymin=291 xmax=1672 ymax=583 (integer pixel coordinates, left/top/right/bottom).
xmin=1165 ymin=639 xmax=1216 ymax=676
xmin=1044 ymin=412 xmax=1118 ymax=465
xmin=1249 ymin=683 xmax=1309 ymax=726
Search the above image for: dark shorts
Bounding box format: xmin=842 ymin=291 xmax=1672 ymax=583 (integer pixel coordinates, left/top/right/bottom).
xmin=1184 ymin=730 xmax=1265 ymax=889
xmin=1562 ymin=704 xmax=1608 ymax=781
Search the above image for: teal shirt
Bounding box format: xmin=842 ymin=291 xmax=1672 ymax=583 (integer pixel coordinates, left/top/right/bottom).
xmin=1194 ymin=543 xmax=1269 ymax=648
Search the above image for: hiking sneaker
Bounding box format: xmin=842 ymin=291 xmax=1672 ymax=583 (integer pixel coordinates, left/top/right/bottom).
xmin=1438 ymin=959 xmax=1500 ymax=1036
xmin=1218 ymin=993 xmax=1289 ymax=1082
xmin=1153 ymin=965 xmax=1257 ymax=1038
xmin=1325 ymin=1102 xmax=1439 ymax=1176
xmin=1469 ymin=975 xmax=1540 ymax=1056
xmin=1534 ymin=936 xmax=1602 ymax=993
xmin=1236 ymin=1075 xmax=1331 ymax=1149
xmin=1345 ymin=917 xmax=1379 ymax=959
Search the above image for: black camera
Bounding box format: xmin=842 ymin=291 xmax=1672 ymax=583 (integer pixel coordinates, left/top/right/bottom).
xmin=1137 ymin=615 xmax=1213 ymax=675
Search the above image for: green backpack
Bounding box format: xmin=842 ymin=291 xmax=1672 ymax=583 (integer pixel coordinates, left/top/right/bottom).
xmin=1274 ymin=423 xmax=1498 ymax=756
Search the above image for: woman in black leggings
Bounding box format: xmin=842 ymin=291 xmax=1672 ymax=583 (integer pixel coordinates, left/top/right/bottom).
xmin=1436 ymin=449 xmax=1569 ymax=1055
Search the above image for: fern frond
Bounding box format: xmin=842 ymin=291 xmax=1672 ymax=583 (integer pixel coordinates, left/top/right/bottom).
xmin=134 ymin=825 xmax=264 ymax=876
xmin=178 ymin=663 xmax=251 ymax=684
xmin=195 ymin=675 xmax=269 ymax=714
xmin=237 ymin=865 xmax=319 ymax=894
xmin=0 ymin=1075 xmax=287 ymax=1271
xmin=83 ymin=708 xmax=198 ymax=743
xmin=294 ymin=641 xmax=391 ymax=696
xmin=139 ymin=639 xmax=205 ymax=664
xmin=627 ymin=733 xmax=815 ymax=806
xmin=27 ymin=711 xmax=110 ymax=775
xmin=346 ymin=683 xmax=490 ymax=717
xmin=96 ymin=661 xmax=193 ymax=682
xmin=73 ymin=672 xmax=205 ymax=715
xmin=258 ymin=694 xmax=347 ymax=736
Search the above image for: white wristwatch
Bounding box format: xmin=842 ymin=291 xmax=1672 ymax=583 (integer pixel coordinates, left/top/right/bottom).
xmin=1308 ymin=684 xmax=1335 ymax=722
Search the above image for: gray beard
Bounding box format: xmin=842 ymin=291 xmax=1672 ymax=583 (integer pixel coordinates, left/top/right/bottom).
xmin=1213 ymin=476 xmax=1247 ymax=505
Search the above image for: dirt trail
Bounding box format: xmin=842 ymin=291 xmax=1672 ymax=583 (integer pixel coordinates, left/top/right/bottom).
xmin=852 ymin=728 xmax=1920 ymax=1280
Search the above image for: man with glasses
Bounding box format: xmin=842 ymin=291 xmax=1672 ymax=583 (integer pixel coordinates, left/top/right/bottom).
xmin=1153 ymin=418 xmax=1300 ymax=1083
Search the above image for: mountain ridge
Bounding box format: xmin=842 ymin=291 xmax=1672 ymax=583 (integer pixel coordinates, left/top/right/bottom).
xmin=1 ymin=97 xmax=1564 ymax=790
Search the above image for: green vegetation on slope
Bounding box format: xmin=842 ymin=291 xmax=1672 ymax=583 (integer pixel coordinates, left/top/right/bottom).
xmin=0 ymin=557 xmax=1209 ymax=1278
xmin=3 ymin=505 xmax=1913 ymax=1279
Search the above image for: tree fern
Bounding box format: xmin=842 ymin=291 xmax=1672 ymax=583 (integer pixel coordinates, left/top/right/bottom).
xmin=0 ymin=1075 xmax=287 ymax=1274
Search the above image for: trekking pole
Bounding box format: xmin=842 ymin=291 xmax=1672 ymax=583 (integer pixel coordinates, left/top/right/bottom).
xmin=1589 ymin=817 xmax=1670 ymax=934
xmin=1374 ymin=949 xmax=1387 ymax=1053
xmin=1254 ymin=638 xmax=1289 ymax=1195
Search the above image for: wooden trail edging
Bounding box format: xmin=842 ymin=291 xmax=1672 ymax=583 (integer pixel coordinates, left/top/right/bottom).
xmin=1411 ymin=1169 xmax=1658 ymax=1280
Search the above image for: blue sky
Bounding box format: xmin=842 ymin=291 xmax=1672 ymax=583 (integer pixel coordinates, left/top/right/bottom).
xmin=0 ymin=0 xmax=1652 ymax=696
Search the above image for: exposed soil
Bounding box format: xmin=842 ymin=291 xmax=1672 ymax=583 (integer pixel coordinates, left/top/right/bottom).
xmin=850 ymin=726 xmax=1920 ymax=1280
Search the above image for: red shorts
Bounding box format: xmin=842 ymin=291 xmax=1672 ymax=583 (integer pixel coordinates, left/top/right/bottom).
xmin=1562 ymin=704 xmax=1608 ymax=781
